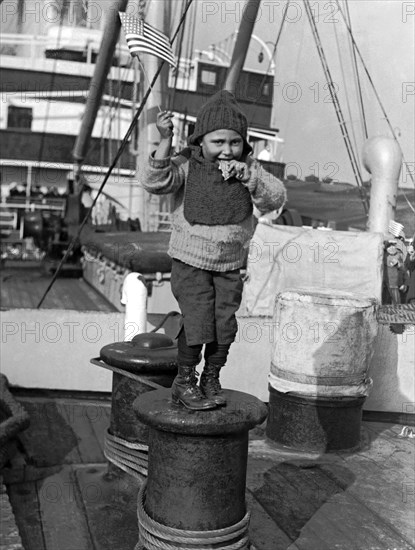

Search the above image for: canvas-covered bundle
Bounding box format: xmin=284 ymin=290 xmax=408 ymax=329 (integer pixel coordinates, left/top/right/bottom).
xmin=242 ymin=223 xmax=384 ymax=316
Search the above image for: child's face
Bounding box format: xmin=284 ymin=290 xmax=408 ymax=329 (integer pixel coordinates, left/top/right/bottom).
xmin=199 ymin=129 xmax=244 ymax=162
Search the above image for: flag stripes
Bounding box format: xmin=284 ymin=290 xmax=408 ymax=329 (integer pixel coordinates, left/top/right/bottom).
xmin=119 ymin=12 xmax=177 ymax=67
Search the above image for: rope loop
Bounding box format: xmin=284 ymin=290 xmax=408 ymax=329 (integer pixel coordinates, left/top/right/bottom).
xmin=136 ymin=481 xmax=251 ymax=550
xmin=105 ymin=431 xmax=148 ymax=479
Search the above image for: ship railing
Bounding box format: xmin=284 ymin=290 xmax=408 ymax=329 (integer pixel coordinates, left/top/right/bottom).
xmin=0 ymin=200 xmax=65 ymax=214
xmin=0 ymin=210 xmax=18 ymax=236
xmin=0 ymin=200 xmax=65 ymax=243
xmin=0 ymin=31 xmax=129 ymax=66
xmin=0 ymin=33 xmax=49 ymax=61
xmin=154 ymin=211 xmax=172 ymax=233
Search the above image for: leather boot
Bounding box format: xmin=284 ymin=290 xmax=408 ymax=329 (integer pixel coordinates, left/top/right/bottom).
xmin=200 ymin=364 xmax=227 ymax=406
xmin=171 ymin=365 xmax=217 ymax=410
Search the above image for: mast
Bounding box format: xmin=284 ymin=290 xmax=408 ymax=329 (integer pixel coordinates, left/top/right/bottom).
xmin=135 ymin=1 xmax=171 ymax=231
xmin=224 ymin=0 xmax=262 ymax=93
xmin=72 ymin=0 xmax=129 ymax=185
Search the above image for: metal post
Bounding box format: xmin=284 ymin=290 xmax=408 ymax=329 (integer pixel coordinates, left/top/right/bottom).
xmin=363 ymin=136 xmax=402 ymax=235
xmin=135 ymin=1 xmax=170 ymax=231
xmin=73 ymin=0 xmax=129 ymax=165
xmin=224 ymin=0 xmax=262 ymax=94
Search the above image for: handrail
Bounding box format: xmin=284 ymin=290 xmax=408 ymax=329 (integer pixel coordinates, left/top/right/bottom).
xmin=0 ymin=31 xmax=129 ymax=65
xmin=0 ymin=33 xmax=48 ymax=43
xmin=0 ymin=201 xmax=65 ymax=213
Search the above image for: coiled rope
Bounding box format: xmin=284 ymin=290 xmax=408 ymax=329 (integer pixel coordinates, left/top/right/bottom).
xmin=135 ymin=481 xmax=252 ymax=550
xmin=377 ymin=303 xmax=415 ymax=325
xmin=105 ymin=431 xmax=149 ymax=478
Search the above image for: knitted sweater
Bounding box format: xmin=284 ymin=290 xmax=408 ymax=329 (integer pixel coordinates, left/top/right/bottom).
xmin=143 ymin=152 xmax=287 ymax=271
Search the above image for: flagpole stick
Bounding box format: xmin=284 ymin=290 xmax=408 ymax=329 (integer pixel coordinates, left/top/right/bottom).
xmin=137 ymin=57 xmax=163 ymax=112
xmin=36 ymin=0 xmax=194 ymax=309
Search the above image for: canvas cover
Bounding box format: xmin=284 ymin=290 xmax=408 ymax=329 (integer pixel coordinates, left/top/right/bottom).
xmin=241 ymin=222 xmax=384 ymax=317
xmin=269 ymin=289 xmax=378 ymax=396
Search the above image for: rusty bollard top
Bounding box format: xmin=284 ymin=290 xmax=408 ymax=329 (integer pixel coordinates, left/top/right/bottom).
xmin=134 ymin=388 xmax=268 ymax=436
xmin=99 ymin=333 xmax=177 ymax=374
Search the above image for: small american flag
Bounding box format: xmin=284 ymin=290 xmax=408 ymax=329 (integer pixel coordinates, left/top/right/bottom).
xmin=119 ymin=12 xmax=177 ymax=67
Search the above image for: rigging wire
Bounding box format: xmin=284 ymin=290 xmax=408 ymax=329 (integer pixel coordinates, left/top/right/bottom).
xmin=280 ymin=8 xmax=305 ymax=151
xmin=167 ymin=0 xmax=187 ymax=112
xmin=303 ymin=0 xmax=369 ymax=214
xmin=334 ymin=0 xmax=415 ymax=196
xmin=344 ymin=0 xmax=368 ymax=140
xmin=138 ymin=0 xmax=174 ymax=111
xmin=332 ymin=7 xmax=360 ymax=164
xmin=97 ymin=59 xmax=133 ymax=171
xmin=181 ymin=0 xmax=197 ymax=103
xmin=36 ymin=0 xmax=194 ymax=309
xmin=172 ymin=0 xmax=197 ymax=148
xmin=137 ymin=57 xmax=163 ymax=112
xmin=100 ymin=59 xmax=133 ymax=138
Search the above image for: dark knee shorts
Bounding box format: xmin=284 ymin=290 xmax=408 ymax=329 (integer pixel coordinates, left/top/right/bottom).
xmin=171 ymin=259 xmax=243 ymax=346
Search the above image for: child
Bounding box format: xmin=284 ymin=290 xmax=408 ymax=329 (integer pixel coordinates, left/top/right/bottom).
xmin=143 ymin=90 xmax=286 ymax=410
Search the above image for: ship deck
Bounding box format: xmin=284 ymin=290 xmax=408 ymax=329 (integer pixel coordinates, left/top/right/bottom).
xmin=2 ymin=390 xmax=414 ymax=550
xmin=0 ymin=262 xmax=117 ymax=312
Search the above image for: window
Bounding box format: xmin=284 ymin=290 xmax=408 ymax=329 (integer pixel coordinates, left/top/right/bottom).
xmin=7 ymin=106 xmax=33 ymax=130
xmin=200 ymin=70 xmax=217 ymax=86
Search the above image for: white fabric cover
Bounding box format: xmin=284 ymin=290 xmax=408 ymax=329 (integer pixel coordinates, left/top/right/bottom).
xmin=269 ymin=289 xmax=378 ymax=396
xmin=242 ymin=223 xmax=384 ymax=317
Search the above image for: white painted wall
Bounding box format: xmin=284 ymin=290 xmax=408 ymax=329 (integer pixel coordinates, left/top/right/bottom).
xmin=365 ymin=324 xmax=415 ymax=414
xmin=1 ymin=309 xmax=118 ymax=391
xmin=2 ymin=307 xmax=412 ymax=413
xmin=0 ymin=308 xmax=167 ymax=391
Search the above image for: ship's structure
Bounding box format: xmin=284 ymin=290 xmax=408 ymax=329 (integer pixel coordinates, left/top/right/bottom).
xmin=0 ymin=0 xmax=285 ymax=252
xmin=0 ymin=2 xmax=414 ymax=548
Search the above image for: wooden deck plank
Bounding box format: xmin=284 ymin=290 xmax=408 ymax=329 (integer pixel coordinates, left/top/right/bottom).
xmin=17 ymin=399 xmax=82 ymax=466
xmin=356 ymin=423 xmax=414 ymax=469
xmin=307 ymin=493 xmax=414 ymax=550
xmin=273 ymin=460 xmax=360 ymax=548
xmin=36 ymin=465 xmax=94 ymax=550
xmin=7 ymin=481 xmax=46 ymax=550
xmin=75 ymin=464 xmax=139 ymax=550
xmin=3 ymin=465 xmax=65 ymax=485
xmin=60 ymin=401 xmax=106 ymax=464
xmin=275 ymin=460 xmax=414 ymax=550
xmin=5 ymin=394 xmax=415 ymax=550
xmin=1 ymin=267 xmax=116 ymax=311
xmin=246 ymin=487 xmax=293 ymax=550
xmin=322 ymin=456 xmax=415 ymax=546
xmin=247 ymin=452 xmax=415 ymax=550
xmin=88 ymin=402 xmax=111 ymax=455
xmin=247 ymin=458 xmax=344 ymax=544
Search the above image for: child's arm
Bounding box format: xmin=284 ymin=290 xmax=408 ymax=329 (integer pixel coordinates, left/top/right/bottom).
xmin=141 ymin=111 xmax=186 ymax=195
xmin=242 ymin=159 xmax=287 ymax=214
xmin=154 ymin=111 xmax=174 ymax=159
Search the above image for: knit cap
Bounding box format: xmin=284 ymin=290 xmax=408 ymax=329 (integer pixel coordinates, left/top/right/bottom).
xmin=188 ymin=90 xmax=252 ymax=154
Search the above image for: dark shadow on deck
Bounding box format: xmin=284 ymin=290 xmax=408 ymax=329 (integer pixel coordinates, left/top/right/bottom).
xmin=253 ymin=461 xmax=355 ymax=542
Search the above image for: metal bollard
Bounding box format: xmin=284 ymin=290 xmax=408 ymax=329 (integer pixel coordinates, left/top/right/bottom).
xmin=91 ymin=333 xmax=177 ymax=478
xmin=133 ymin=388 xmax=267 ymax=549
xmin=267 ymin=288 xmax=378 ymax=452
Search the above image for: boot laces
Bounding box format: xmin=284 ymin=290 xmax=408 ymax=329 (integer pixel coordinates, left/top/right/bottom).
xmin=185 ymin=371 xmax=206 ymax=398
xmin=203 ymin=373 xmax=222 ymax=395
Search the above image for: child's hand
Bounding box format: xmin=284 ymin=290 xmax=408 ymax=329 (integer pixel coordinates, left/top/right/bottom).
xmin=227 ymin=160 xmax=250 ymax=183
xmin=156 ymin=111 xmax=174 ymax=139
